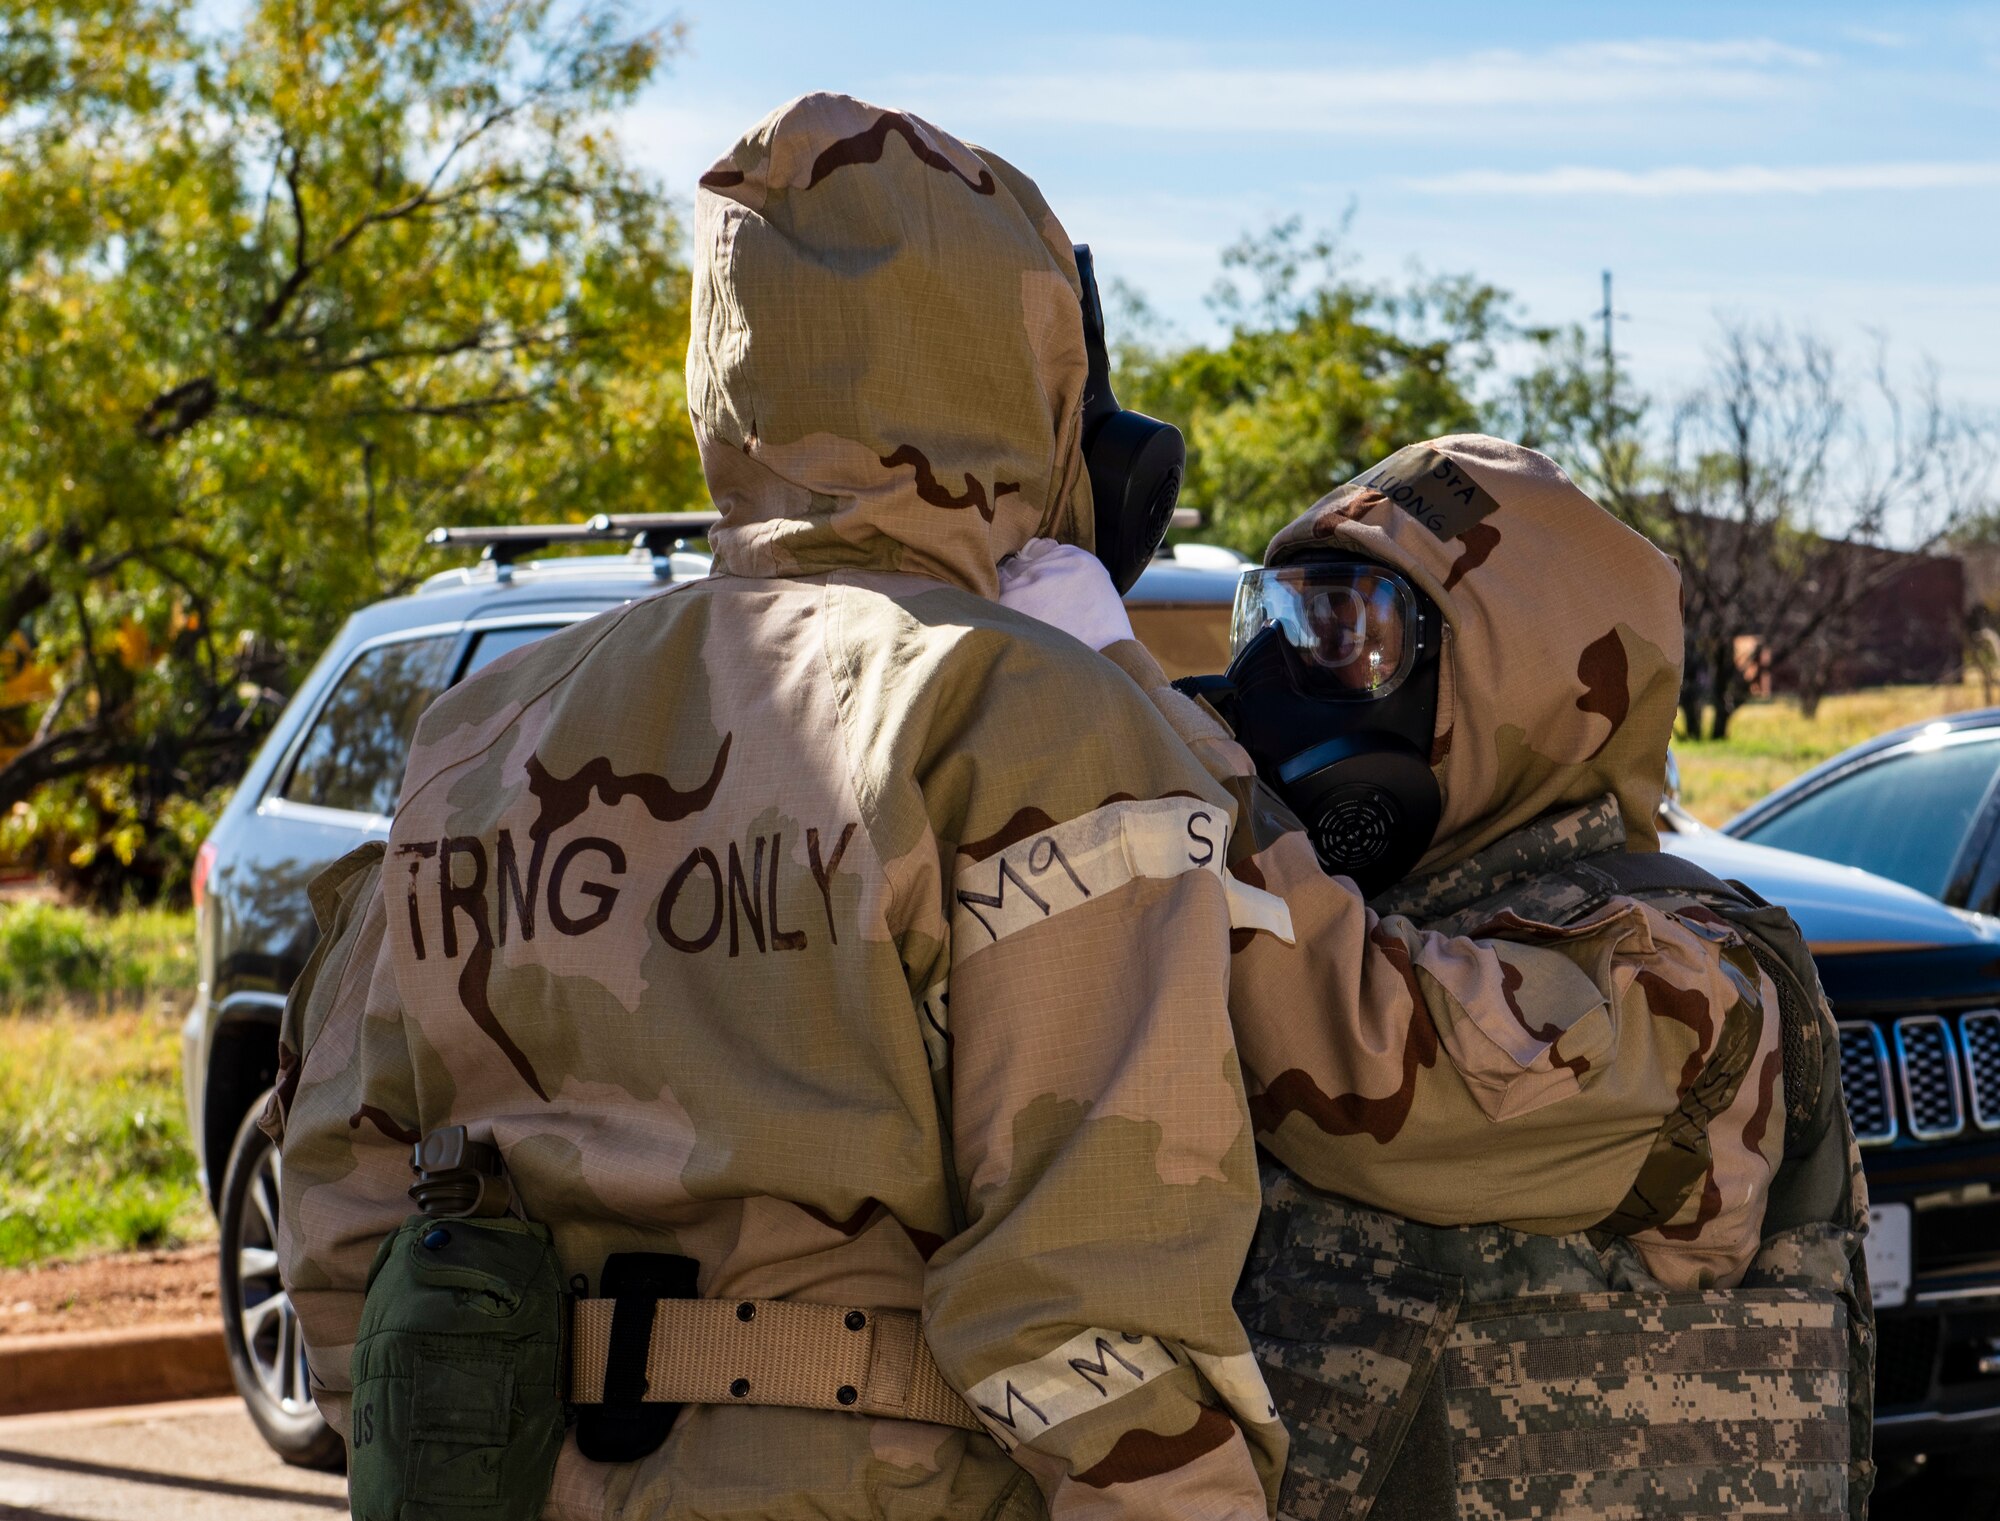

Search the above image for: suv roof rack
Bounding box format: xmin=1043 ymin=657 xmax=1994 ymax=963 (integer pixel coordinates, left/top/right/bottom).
xmin=426 ymin=512 xmax=721 ymax=581
xmin=431 ymin=505 xmax=1202 ymax=579
xmin=586 ymin=511 xmax=721 ymax=538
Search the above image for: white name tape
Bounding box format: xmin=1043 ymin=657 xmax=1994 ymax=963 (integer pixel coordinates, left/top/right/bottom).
xmin=950 ymin=798 xmax=1293 ymax=958
xmin=964 ymin=1329 xmax=1278 ymax=1450
xmin=965 ymin=1327 xmax=1184 ymax=1447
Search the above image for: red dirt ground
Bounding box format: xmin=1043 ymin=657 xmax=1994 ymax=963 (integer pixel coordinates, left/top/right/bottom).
xmin=0 ymin=1247 xmax=218 ymax=1335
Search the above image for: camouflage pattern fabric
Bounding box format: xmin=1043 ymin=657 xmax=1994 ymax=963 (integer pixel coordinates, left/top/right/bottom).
xmin=1237 ymin=1178 xmax=1463 ymax=1521
xmin=1245 ymin=1172 xmax=1856 ymax=1521
xmin=268 ymin=93 xmax=1288 ymax=1521
xmin=1102 ymin=439 xmax=1785 ymax=1289
xmin=1369 ymin=795 xmax=1625 ymax=928
xmin=1417 ymin=821 xmax=1876 ymax=1514
xmin=1094 ymin=436 xmax=1864 ymax=1516
xmin=1442 ymin=1287 xmax=1848 ymax=1520
xmin=1756 ymin=1218 xmax=1875 ymax=1514
xmin=688 ymin=95 xmax=1093 ymax=597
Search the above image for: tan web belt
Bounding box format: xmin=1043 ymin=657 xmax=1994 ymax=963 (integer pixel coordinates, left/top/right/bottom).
xmin=569 ymin=1298 xmax=984 ymax=1431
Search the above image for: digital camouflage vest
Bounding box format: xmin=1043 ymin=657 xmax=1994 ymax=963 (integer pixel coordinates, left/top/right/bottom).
xmin=1236 ymin=801 xmax=1875 ymax=1521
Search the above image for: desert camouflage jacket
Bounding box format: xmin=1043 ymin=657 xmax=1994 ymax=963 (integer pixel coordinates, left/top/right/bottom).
xmin=1104 ymin=441 xmax=1785 ymax=1291
xmin=268 ymin=94 xmax=1288 ymax=1521
xmin=1228 ymin=799 xmax=1870 ymax=1520
xmin=1100 ymin=436 xmax=1864 ymax=1519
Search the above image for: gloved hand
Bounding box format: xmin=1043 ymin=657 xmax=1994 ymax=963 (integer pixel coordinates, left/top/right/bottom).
xmin=995 ymin=539 xmax=1136 ymax=651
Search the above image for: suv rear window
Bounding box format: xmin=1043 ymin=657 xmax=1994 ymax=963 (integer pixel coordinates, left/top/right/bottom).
xmin=463 ymin=624 xmax=560 ymax=679
xmin=280 ymin=635 xmax=458 ymax=817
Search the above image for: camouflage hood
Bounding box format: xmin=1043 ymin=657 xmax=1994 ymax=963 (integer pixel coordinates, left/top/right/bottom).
xmin=1266 ymin=435 xmax=1683 ymax=873
xmin=687 ymin=93 xmax=1093 ymax=598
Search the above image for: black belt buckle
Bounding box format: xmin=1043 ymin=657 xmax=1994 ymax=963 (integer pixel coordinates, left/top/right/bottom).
xmin=575 ymin=1252 xmax=699 ymax=1463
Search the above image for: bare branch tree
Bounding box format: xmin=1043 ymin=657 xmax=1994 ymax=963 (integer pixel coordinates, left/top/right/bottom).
xmin=1528 ymin=319 xmax=1997 ymax=738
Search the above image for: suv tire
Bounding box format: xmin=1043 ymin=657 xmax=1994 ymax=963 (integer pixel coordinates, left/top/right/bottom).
xmin=216 ymin=1095 xmax=345 ymax=1471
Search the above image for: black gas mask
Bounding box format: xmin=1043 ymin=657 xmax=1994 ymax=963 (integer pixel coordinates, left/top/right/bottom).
xmin=1073 ymin=245 xmax=1186 ymax=594
xmin=1182 ymin=554 xmax=1444 ymax=896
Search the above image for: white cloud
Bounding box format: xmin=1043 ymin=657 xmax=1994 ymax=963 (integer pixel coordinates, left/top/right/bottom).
xmin=1565 ymin=38 xmax=1823 ymax=68
xmin=1408 ymin=161 xmax=2000 ymax=196
xmin=890 ymin=37 xmax=1824 ymax=137
xmin=609 ymin=36 xmax=1832 ymax=190
xmin=1839 ymin=25 xmax=1911 ymax=49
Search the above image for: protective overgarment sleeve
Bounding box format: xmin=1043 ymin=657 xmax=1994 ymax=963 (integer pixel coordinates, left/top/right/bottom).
xmin=261 ymin=844 xmax=421 ymax=1437
xmin=843 ymin=609 xmax=1286 ymax=1519
xmin=1097 ymin=638 xmax=1758 ymax=1253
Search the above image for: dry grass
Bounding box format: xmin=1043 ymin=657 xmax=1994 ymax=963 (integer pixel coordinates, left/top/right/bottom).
xmin=1675 ymin=678 xmax=2000 ymax=826
xmin=0 ymin=1005 xmax=209 ymax=1266
xmin=0 ymin=902 xmax=205 ymax=1265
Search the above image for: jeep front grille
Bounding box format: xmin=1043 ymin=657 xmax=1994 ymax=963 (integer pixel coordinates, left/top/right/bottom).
xmin=1838 ymin=1012 xmax=2000 ymax=1146
xmin=1838 ymin=1022 xmax=1897 ymax=1145
xmin=1895 ymin=1015 xmax=1966 ymax=1141
xmin=1959 ymin=1010 xmax=2000 ymax=1132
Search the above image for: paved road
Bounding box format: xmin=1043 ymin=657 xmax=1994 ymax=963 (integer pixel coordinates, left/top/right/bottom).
xmin=0 ymin=1393 xmax=1977 ymax=1518
xmin=0 ymin=1398 xmax=345 ymax=1519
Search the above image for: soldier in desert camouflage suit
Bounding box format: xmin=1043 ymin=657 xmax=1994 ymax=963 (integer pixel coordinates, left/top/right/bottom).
xmin=268 ymin=92 xmax=1293 ymax=1521
xmin=1067 ymin=436 xmax=1872 ymax=1519
xmin=268 ymin=90 xmax=1865 ymax=1520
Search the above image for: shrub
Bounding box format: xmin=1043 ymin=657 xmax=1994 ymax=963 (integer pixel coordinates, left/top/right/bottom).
xmin=0 ymin=902 xmax=196 ymax=1011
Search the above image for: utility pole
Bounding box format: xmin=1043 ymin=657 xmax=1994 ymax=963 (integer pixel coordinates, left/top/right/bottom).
xmin=1592 ymin=270 xmax=1623 ymax=437
xmin=1595 ymin=269 xmax=1616 ymax=401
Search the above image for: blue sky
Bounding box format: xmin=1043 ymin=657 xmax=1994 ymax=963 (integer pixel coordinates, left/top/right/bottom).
xmin=618 ymin=1 xmax=2000 ymax=410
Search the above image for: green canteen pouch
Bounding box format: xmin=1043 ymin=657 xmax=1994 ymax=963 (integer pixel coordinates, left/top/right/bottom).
xmin=349 ymin=1214 xmax=567 ymax=1521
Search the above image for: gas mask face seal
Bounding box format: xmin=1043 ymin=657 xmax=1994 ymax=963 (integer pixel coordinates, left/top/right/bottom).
xmin=1213 ymin=556 xmax=1444 ymax=895
xmin=1072 ymin=244 xmax=1186 ymax=595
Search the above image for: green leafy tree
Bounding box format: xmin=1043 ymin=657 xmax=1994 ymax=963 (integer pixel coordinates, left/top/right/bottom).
xmin=0 ymin=0 xmax=702 ymax=901
xmin=1113 ymin=218 xmax=1516 ymax=559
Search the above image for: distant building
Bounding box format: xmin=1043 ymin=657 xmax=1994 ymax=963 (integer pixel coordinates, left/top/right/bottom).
xmin=1958 ymin=540 xmax=2000 ymax=618
xmin=1737 ymin=540 xmax=1966 ymax=696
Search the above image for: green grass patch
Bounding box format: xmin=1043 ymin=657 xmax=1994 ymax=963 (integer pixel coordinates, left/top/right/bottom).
xmin=0 ymin=1007 xmax=209 ymax=1266
xmin=0 ymin=902 xmax=206 ymax=1264
xmin=1676 ymin=679 xmax=1999 ymax=826
xmin=0 ymin=901 xmax=195 ymax=1012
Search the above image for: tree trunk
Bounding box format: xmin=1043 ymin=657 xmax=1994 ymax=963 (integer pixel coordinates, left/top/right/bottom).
xmin=1680 ymin=639 xmax=1707 ymax=742
xmin=1708 ymin=643 xmax=1740 ymax=740
xmin=1680 ymin=691 xmax=1704 ymax=745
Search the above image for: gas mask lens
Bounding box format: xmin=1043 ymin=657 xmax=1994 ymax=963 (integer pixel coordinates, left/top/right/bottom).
xmin=1230 ymin=563 xmax=1421 ymax=698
